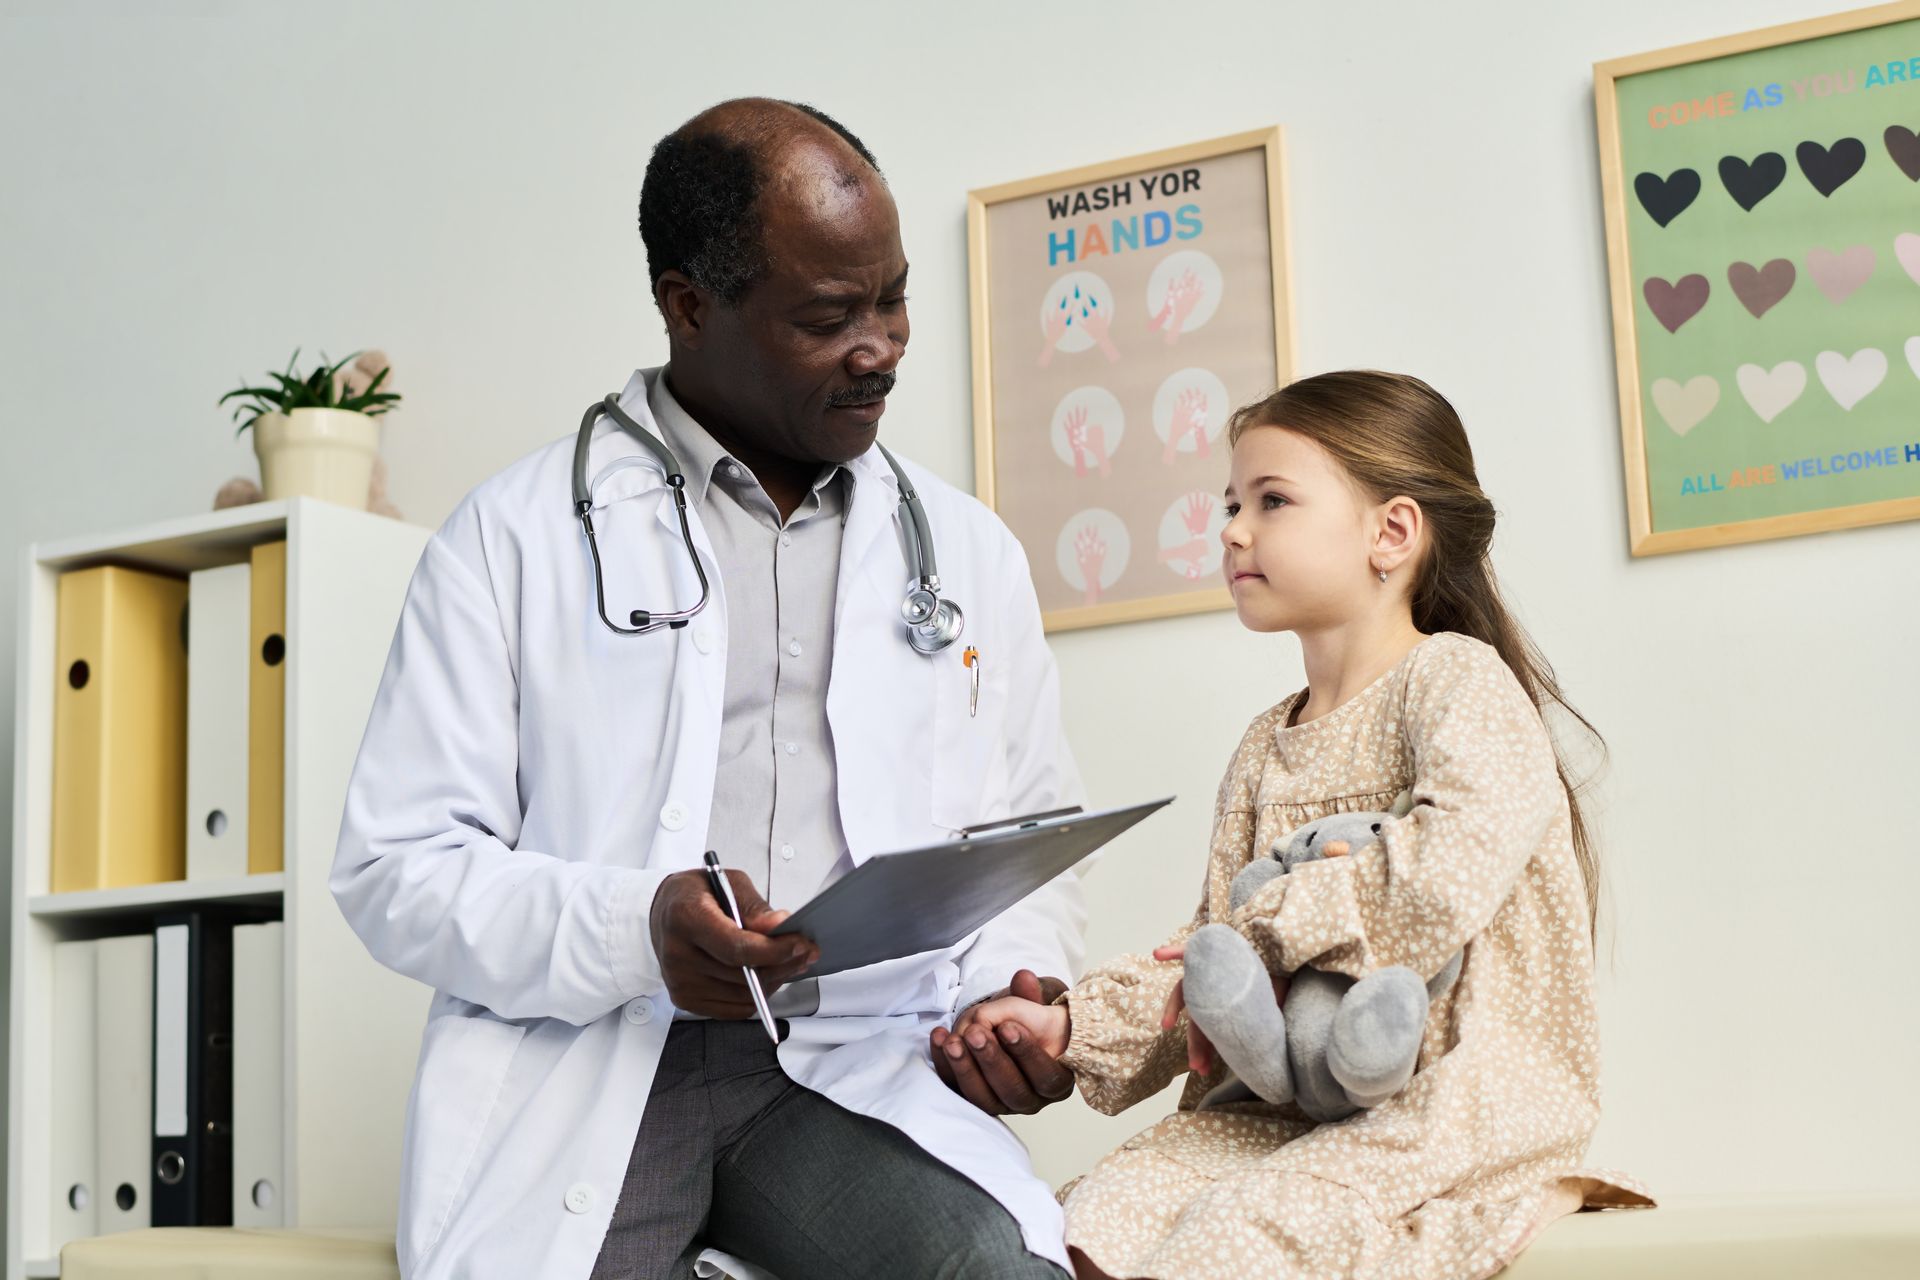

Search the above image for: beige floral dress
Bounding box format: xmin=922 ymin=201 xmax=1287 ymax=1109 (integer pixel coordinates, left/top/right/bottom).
xmin=1056 ymin=632 xmax=1653 ymax=1280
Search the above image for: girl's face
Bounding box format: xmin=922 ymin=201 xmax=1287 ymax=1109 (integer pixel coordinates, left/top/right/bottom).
xmin=1220 ymin=424 xmax=1380 ymax=634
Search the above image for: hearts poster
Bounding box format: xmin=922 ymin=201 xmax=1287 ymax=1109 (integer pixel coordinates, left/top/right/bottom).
xmin=967 ymin=129 xmax=1294 ymax=631
xmin=1596 ymin=3 xmax=1920 ymax=554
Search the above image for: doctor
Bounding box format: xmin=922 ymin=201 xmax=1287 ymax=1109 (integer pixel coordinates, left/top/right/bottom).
xmin=332 ymin=99 xmax=1086 ymax=1279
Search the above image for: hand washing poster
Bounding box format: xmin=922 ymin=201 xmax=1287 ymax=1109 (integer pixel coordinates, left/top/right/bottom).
xmin=1598 ymin=6 xmax=1920 ymax=554
xmin=968 ymin=129 xmax=1294 ymax=629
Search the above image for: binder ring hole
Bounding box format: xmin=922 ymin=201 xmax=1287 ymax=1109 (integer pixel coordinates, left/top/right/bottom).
xmin=207 ymin=810 xmax=229 ymax=838
xmin=68 ymin=1184 xmax=90 ymax=1211
xmin=156 ymin=1151 xmax=185 ymax=1186
xmin=252 ymin=1179 xmax=276 ymax=1209
xmin=262 ymin=633 xmax=285 ymax=666
xmin=115 ymin=1183 xmax=137 ymax=1211
xmin=67 ymin=660 xmax=89 ymax=690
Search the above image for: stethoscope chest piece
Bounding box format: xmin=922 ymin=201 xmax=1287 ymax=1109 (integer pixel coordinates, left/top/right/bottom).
xmin=903 ymin=587 xmax=964 ymax=655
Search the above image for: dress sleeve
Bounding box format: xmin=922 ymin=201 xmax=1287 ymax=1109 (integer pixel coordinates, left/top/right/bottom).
xmin=1057 ymin=722 xmax=1268 ymax=1115
xmin=1231 ymin=640 xmax=1566 ymax=983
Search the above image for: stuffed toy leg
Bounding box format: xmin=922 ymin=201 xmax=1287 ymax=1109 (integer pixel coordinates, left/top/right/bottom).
xmin=1184 ymin=922 xmax=1295 ymax=1105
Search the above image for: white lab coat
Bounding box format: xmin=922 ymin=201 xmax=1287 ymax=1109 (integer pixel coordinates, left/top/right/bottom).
xmin=332 ymin=368 xmax=1087 ymax=1279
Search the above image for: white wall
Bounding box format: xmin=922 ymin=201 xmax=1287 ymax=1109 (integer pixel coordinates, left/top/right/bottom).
xmin=3 ymin=0 xmax=1915 ymax=1241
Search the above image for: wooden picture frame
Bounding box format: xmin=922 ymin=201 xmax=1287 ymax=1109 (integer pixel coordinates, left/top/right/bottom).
xmin=968 ymin=128 xmax=1296 ymax=631
xmin=1595 ymin=1 xmax=1920 ymax=556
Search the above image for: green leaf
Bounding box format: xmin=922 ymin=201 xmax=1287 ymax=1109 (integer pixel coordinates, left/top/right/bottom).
xmin=222 ymin=347 xmax=398 ymax=433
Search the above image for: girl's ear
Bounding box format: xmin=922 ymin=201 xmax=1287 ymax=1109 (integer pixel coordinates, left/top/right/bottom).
xmin=1372 ymin=495 xmax=1424 ymax=575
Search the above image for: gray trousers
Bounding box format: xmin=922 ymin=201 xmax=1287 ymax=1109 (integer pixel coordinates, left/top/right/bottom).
xmin=590 ymin=1019 xmax=1067 ymax=1280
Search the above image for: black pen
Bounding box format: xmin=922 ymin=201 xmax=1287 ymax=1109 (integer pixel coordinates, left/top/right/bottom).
xmin=702 ymin=850 xmax=780 ymax=1043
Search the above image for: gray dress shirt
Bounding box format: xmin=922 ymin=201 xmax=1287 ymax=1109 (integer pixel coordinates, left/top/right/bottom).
xmin=649 ymin=369 xmax=854 ymax=1017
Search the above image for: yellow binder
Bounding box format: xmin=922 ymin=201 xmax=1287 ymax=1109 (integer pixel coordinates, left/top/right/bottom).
xmin=248 ymin=540 xmax=287 ymax=874
xmin=51 ymin=565 xmax=189 ymax=892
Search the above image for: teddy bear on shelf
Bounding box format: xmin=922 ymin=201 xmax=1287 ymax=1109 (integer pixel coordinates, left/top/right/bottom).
xmin=1182 ymin=791 xmax=1464 ymax=1122
xmin=213 ymin=349 xmax=403 ymax=518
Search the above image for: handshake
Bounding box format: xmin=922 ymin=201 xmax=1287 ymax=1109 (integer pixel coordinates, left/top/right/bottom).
xmin=929 ymin=970 xmax=1077 ymax=1116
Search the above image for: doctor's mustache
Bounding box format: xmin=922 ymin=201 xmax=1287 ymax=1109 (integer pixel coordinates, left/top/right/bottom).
xmin=824 ymin=372 xmax=896 ymax=407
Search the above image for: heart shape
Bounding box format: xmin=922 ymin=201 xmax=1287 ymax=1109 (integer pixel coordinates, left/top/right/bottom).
xmin=1735 ymin=361 xmax=1807 ymax=423
xmin=1797 ymin=137 xmax=1866 ymax=197
xmin=1634 ymin=168 xmax=1701 ymax=227
xmin=1806 ymin=245 xmax=1876 ymax=304
xmin=1906 ymin=336 xmax=1920 ymax=382
xmin=1886 ymin=126 xmax=1920 ymax=182
xmin=1895 ymin=232 xmax=1920 ymax=285
xmin=1643 ymin=274 xmax=1710 ymax=332
xmin=1651 ymin=375 xmax=1719 ymax=436
xmin=1727 ymin=259 xmax=1796 ymax=317
xmin=1814 ymin=347 xmax=1887 ymax=410
xmin=1718 ymin=152 xmax=1787 ymax=211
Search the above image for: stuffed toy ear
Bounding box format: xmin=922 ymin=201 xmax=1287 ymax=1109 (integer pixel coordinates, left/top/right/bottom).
xmin=1389 ymin=790 xmax=1415 ymax=818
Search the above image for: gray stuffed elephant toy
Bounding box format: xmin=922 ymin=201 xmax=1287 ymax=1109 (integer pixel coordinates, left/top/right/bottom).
xmin=1183 ymin=792 xmax=1463 ymax=1122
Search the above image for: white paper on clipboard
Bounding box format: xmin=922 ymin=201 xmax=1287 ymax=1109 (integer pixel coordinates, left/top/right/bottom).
xmin=768 ymin=796 xmax=1173 ymax=979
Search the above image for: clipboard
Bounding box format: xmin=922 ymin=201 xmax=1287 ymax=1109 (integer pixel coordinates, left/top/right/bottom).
xmin=768 ymin=796 xmax=1172 ymax=979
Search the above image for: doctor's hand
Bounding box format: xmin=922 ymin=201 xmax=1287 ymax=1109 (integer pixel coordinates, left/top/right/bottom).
xmin=930 ymin=969 xmax=1076 ymax=1115
xmin=649 ymin=869 xmax=819 ymax=1019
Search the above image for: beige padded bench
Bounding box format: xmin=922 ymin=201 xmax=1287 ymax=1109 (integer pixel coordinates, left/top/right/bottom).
xmin=55 ymin=1199 xmax=1920 ymax=1278
xmin=59 ymin=1228 xmax=398 ymax=1278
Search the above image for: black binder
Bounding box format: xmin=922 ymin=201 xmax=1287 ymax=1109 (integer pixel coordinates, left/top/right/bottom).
xmin=150 ymin=910 xmax=234 ymax=1225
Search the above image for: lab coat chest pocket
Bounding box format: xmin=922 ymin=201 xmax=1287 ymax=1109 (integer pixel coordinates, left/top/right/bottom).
xmin=399 ymin=1014 xmax=527 ymax=1271
xmin=929 ymin=643 xmax=1008 ymax=832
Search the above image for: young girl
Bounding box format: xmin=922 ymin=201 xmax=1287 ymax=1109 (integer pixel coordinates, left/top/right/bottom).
xmin=960 ymin=372 xmax=1652 ymax=1279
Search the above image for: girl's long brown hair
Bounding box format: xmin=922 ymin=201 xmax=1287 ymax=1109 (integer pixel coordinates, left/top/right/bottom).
xmin=1228 ymin=370 xmax=1603 ymax=939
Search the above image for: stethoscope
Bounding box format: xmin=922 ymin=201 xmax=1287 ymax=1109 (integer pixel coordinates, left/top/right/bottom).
xmin=570 ymin=394 xmax=965 ymax=654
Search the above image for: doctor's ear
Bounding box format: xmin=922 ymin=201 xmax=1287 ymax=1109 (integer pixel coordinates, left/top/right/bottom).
xmin=655 ymin=270 xmax=710 ymax=350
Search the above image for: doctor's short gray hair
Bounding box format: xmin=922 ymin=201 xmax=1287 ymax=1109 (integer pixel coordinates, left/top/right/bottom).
xmin=639 ymin=99 xmax=882 ymax=308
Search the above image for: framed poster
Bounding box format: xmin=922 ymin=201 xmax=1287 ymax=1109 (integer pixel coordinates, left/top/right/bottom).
xmin=968 ymin=128 xmax=1295 ymax=631
xmin=1596 ymin=1 xmax=1920 ymax=556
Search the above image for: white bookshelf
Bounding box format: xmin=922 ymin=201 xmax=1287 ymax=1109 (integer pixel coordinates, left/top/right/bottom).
xmin=7 ymin=498 xmax=434 ymax=1279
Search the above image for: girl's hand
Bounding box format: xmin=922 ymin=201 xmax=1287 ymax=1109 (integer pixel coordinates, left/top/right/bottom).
xmin=1153 ymin=941 xmax=1291 ymax=1077
xmin=930 ymin=969 xmax=1075 ymax=1115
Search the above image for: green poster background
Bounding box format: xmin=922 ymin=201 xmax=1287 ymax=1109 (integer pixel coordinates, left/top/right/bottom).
xmin=1615 ymin=16 xmax=1920 ymax=533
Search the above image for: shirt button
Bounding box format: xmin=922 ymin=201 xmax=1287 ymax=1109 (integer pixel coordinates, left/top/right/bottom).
xmin=624 ymin=998 xmax=654 ymax=1025
xmin=659 ymin=802 xmax=687 ymax=831
xmin=564 ymin=1183 xmax=594 ymax=1215
xmin=692 ymin=629 xmax=714 ymax=655
xmin=780 ymin=844 xmax=795 ymax=862
xmin=784 ymin=741 xmax=799 ymax=756
xmin=787 ymin=639 xmax=803 ymax=657
xmin=725 ymin=463 xmax=743 ymax=479
xmin=780 ymin=532 xmax=793 ymax=548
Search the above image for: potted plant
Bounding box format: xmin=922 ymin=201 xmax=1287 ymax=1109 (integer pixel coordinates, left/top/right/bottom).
xmin=220 ymin=349 xmax=401 ymax=508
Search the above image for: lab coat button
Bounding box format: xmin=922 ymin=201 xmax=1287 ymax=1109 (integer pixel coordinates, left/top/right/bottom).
xmin=564 ymin=1183 xmax=594 ymax=1215
xmin=659 ymin=802 xmax=687 ymax=831
xmin=624 ymin=998 xmax=654 ymax=1025
xmin=692 ymin=629 xmax=714 ymax=655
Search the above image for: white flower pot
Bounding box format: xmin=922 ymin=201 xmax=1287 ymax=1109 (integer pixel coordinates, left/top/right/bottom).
xmin=252 ymin=408 xmax=379 ymax=509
